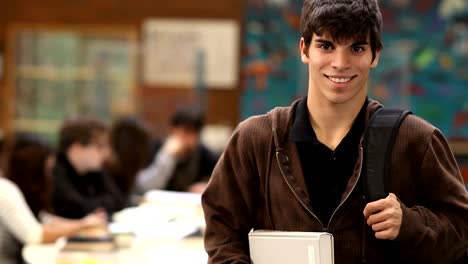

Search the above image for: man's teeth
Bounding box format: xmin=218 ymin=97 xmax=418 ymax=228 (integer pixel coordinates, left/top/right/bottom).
xmin=328 ymin=76 xmax=352 ymax=83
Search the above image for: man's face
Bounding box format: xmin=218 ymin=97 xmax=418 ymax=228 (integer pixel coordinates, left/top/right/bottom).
xmin=78 ymin=132 xmax=111 ymax=172
xmin=172 ymin=127 xmax=199 ymax=155
xmin=300 ymin=33 xmax=380 ymax=106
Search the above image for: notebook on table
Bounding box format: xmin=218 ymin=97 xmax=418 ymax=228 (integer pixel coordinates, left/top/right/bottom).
xmin=62 ymin=235 xmax=115 ymax=252
xmin=248 ymin=230 xmax=334 ymax=264
xmin=62 ymin=228 xmax=115 ymax=252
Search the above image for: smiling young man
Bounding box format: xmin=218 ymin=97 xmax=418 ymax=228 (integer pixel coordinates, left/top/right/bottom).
xmin=201 ymin=0 xmax=468 ymax=263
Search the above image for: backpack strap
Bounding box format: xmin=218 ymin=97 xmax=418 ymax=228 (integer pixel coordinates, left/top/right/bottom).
xmin=363 ymin=108 xmax=412 ymax=202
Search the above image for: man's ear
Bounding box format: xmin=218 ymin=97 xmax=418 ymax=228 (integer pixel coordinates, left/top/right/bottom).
xmin=299 ymin=37 xmax=309 ymax=64
xmin=370 ymin=48 xmax=381 ymax=68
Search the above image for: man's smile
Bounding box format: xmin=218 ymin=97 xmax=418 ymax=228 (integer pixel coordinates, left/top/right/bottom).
xmin=324 ymin=74 xmax=357 ymax=84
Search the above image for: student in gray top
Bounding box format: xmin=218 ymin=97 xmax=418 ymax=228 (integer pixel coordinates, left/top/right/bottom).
xmin=136 ymin=107 xmax=218 ymax=194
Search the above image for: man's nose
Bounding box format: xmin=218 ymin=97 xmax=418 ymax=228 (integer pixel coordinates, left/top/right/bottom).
xmin=331 ymin=50 xmax=351 ymax=70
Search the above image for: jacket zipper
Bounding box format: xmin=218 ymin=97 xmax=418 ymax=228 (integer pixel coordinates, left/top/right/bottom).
xmin=276 ymin=152 xmax=326 ymax=230
xmin=277 ymin=146 xmax=363 ymax=231
xmin=326 ymin=146 xmax=364 ymax=229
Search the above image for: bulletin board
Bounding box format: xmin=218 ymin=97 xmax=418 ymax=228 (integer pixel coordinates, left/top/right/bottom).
xmin=6 ymin=24 xmax=138 ymax=141
xmin=142 ymin=19 xmax=240 ymax=89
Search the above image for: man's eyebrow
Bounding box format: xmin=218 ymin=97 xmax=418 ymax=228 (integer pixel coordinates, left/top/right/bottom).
xmin=352 ymin=41 xmax=369 ymax=46
xmin=313 ymin=39 xmax=369 ymax=46
xmin=314 ymin=38 xmax=333 ymax=44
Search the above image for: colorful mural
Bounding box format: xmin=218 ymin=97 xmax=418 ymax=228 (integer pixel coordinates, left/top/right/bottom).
xmin=241 ymin=0 xmax=305 ymax=116
xmin=241 ymin=0 xmax=468 ymax=140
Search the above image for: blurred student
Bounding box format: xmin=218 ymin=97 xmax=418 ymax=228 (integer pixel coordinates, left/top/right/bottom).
xmin=136 ymin=107 xmax=218 ymax=194
xmin=106 ymin=116 xmax=152 ymax=205
xmin=1 ymin=133 xmax=106 ymax=264
xmin=52 ymin=117 xmax=124 ymax=219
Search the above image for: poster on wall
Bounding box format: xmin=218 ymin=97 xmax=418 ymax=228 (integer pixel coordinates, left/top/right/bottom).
xmin=11 ymin=27 xmax=137 ymax=142
xmin=142 ymin=19 xmax=240 ymax=89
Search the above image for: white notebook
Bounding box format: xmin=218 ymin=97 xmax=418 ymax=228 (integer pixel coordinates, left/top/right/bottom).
xmin=248 ymin=230 xmax=334 ymax=264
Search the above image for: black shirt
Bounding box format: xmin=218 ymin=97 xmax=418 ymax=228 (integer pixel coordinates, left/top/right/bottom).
xmin=149 ymin=140 xmax=219 ymax=192
xmin=52 ymin=154 xmax=124 ymax=218
xmin=291 ymin=98 xmax=367 ymax=225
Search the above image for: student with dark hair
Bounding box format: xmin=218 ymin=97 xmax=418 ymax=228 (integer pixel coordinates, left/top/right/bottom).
xmin=0 ymin=133 xmax=106 ymax=263
xmin=201 ymin=0 xmax=468 ymax=263
xmin=7 ymin=133 xmax=54 ymax=218
xmin=136 ymin=107 xmax=218 ymax=194
xmin=52 ymin=117 xmax=124 ymax=219
xmin=106 ymin=117 xmax=152 ymax=205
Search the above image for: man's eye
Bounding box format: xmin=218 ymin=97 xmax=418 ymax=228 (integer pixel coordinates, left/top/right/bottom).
xmin=352 ymin=46 xmax=364 ymax=52
xmin=319 ymin=44 xmax=332 ymax=50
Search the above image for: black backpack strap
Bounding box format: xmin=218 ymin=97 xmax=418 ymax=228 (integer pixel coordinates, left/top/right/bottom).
xmin=363 ymin=108 xmax=412 ymax=202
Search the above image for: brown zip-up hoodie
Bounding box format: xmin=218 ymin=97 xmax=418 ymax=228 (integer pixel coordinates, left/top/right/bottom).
xmin=202 ymin=98 xmax=468 ymax=264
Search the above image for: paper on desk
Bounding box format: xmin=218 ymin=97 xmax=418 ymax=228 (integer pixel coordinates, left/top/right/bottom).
xmin=145 ymin=245 xmax=208 ymax=264
xmin=112 ymin=205 xmax=201 ymax=239
xmin=113 ymin=205 xmax=180 ymax=224
xmin=133 ymin=221 xmax=200 ymax=239
xmin=144 ymin=190 xmax=201 ymax=205
xmin=113 ymin=203 xmax=201 ymax=224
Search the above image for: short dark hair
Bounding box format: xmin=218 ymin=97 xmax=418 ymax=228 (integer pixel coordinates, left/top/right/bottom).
xmin=300 ymin=0 xmax=383 ymax=61
xmin=6 ymin=132 xmax=54 ymax=217
xmin=170 ymin=107 xmax=205 ymax=132
xmin=58 ymin=117 xmax=108 ymax=154
xmin=108 ymin=116 xmax=151 ymax=194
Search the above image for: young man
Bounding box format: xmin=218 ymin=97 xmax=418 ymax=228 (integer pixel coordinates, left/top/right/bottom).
xmin=135 ymin=107 xmax=218 ymax=194
xmin=201 ymin=0 xmax=468 ymax=263
xmin=52 ymin=117 xmax=124 ymax=219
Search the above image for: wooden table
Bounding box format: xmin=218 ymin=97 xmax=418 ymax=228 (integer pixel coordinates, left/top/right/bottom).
xmin=24 ymin=190 xmax=208 ymax=264
xmin=23 ymin=236 xmax=207 ymax=264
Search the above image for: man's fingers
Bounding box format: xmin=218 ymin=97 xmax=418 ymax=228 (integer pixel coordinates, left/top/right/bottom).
xmin=367 ymin=206 xmax=401 ymax=225
xmin=375 ymin=228 xmax=398 ymax=240
xmin=366 ymin=210 xmax=387 ymax=225
xmin=371 ymin=220 xmax=393 ymax=232
xmin=363 ymin=199 xmax=389 ymax=218
xmin=364 ymin=193 xmax=400 ymax=219
xmin=363 ymin=193 xmax=402 ymax=241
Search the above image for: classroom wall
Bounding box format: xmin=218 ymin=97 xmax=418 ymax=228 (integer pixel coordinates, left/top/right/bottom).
xmin=0 ymin=0 xmax=245 ymax=137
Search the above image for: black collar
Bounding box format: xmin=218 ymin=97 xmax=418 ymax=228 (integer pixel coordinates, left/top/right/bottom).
xmin=57 ymin=153 xmax=79 ymax=176
xmin=291 ymin=97 xmax=368 ymax=143
xmin=291 ymin=97 xmax=317 ymax=142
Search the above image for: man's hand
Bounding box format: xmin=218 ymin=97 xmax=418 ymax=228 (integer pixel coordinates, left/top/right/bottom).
xmin=81 ymin=209 xmax=108 ymax=229
xmin=363 ymin=193 xmax=402 ymax=240
xmin=163 ymin=135 xmax=185 ymax=157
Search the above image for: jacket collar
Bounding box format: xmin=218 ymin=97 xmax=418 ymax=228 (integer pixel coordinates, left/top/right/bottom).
xmin=269 ymin=97 xmax=383 ymax=149
xmin=267 ymin=97 xmax=383 ymax=222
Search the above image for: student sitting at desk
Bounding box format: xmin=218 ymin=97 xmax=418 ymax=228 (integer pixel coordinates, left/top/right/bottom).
xmin=52 ymin=117 xmax=124 ymax=218
xmin=106 ymin=116 xmax=152 ymax=206
xmin=0 ymin=133 xmax=107 ymax=264
xmin=136 ymin=107 xmax=219 ymax=194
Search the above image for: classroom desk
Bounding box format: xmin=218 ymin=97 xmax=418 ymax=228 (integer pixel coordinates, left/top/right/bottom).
xmin=23 ymin=236 xmax=207 ymax=264
xmin=23 ymin=190 xmax=208 ymax=264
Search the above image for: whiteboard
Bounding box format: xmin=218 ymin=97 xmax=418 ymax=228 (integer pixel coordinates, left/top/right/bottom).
xmin=142 ymin=19 xmax=240 ymax=89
